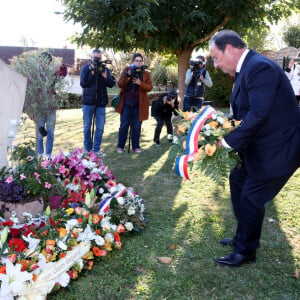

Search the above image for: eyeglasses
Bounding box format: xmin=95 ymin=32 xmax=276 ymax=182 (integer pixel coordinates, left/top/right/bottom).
xmin=134 ymin=59 xmax=143 ymax=62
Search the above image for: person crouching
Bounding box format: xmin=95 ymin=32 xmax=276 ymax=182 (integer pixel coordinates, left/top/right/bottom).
xmin=153 ymin=88 xmax=179 ymax=146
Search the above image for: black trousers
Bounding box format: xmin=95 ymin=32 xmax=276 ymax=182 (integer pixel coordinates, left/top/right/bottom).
xmin=229 ymin=164 xmax=292 ymax=255
xmin=153 ymin=116 xmax=173 ymax=143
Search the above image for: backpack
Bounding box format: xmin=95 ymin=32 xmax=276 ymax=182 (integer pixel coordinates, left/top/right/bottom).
xmin=111 ymin=94 xmax=120 ymax=111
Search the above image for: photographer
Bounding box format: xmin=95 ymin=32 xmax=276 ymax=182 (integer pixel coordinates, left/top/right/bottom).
xmin=183 ymin=55 xmax=213 ymax=112
xmin=80 ymin=49 xmax=116 ymax=157
xmin=152 ymin=88 xmax=179 ymax=146
xmin=115 ymin=53 xmax=153 ymax=154
xmin=284 ymin=51 xmax=300 ymax=105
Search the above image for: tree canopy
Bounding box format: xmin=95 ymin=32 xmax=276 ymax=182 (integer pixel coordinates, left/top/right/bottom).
xmin=61 ymin=0 xmax=295 ymax=102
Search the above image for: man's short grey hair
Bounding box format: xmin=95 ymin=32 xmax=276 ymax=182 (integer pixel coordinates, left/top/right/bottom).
xmin=209 ymin=30 xmax=246 ymax=52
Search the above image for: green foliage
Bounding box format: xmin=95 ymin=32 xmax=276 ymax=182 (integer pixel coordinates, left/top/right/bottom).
xmin=244 ymin=27 xmax=270 ymax=52
xmin=62 ymin=0 xmax=293 ymax=52
xmin=195 ymin=147 xmax=241 ymax=187
xmin=10 ymin=50 xmax=66 ymax=122
xmin=283 ymin=25 xmax=300 ymax=48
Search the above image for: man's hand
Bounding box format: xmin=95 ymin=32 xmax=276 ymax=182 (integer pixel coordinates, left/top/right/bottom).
xmin=102 ymin=69 xmax=108 ymax=79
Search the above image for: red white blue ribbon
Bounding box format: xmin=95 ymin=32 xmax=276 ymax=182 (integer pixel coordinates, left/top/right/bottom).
xmin=175 ymin=105 xmax=216 ymax=180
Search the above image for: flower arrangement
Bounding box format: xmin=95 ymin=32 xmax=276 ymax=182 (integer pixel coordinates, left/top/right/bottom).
xmin=0 ymin=142 xmax=65 ymax=202
xmin=0 ymin=148 xmax=147 ymax=299
xmin=171 ymin=105 xmax=241 ymax=186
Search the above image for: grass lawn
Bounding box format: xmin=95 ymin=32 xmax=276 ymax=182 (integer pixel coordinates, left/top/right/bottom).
xmin=16 ymin=108 xmax=299 ymax=300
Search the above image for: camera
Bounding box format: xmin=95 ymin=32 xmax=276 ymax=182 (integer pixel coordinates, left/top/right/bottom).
xmin=90 ymin=57 xmax=112 ymax=73
xmin=190 ymin=60 xmax=205 ymax=78
xmin=126 ymin=64 xmax=148 ymax=79
xmin=167 ymin=95 xmax=176 ymax=102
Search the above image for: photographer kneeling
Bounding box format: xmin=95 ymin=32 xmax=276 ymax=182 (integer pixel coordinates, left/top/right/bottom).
xmin=152 ymin=88 xmax=179 ymax=146
xmin=80 ymin=49 xmax=116 ymax=157
xmin=183 ymin=55 xmax=213 ymax=112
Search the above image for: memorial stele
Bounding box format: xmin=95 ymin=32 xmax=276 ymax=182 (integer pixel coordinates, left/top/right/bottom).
xmin=0 ymin=58 xmax=27 ymax=167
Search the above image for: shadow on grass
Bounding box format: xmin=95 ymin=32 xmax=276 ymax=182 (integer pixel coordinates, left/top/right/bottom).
xmin=42 ymin=109 xmax=299 ymax=299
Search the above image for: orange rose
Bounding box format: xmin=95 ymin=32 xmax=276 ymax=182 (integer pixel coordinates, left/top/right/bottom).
xmin=59 ymin=227 xmax=67 ymax=238
xmin=182 ymin=111 xmax=193 ymax=120
xmin=195 ymin=147 xmax=204 ymax=161
xmin=222 ymin=120 xmax=232 ymax=129
xmin=205 ymin=143 xmax=217 ymax=156
xmin=178 ymin=124 xmax=185 ymax=133
xmin=208 ymin=121 xmax=218 ymax=128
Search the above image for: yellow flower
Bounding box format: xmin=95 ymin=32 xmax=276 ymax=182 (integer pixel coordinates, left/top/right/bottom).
xmin=182 ymin=111 xmax=194 ymax=120
xmin=208 ymin=121 xmax=218 ymax=128
xmin=59 ymin=227 xmax=67 ymax=238
xmin=83 ymin=251 xmax=94 ymax=260
xmin=103 ymin=242 xmax=112 ymax=251
xmin=205 ymin=143 xmax=217 ymax=156
xmin=65 ymin=208 xmax=74 ymax=215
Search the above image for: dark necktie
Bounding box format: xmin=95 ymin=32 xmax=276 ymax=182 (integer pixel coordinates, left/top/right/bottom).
xmin=234 ymin=72 xmax=239 ymax=81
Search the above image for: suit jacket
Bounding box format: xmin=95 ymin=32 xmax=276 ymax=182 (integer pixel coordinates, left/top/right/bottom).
xmin=225 ymin=50 xmax=300 ymax=180
xmin=116 ymin=67 xmax=153 ymax=121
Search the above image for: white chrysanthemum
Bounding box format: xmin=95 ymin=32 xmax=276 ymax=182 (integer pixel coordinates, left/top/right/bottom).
xmin=204 ymin=124 xmax=211 ymax=130
xmin=81 ymin=159 xmax=96 ymax=169
xmin=57 ymin=240 xmax=68 ymax=250
xmin=117 ymin=197 xmax=124 ymax=205
xmin=94 ymin=235 xmax=105 ymax=246
xmin=127 ymin=206 xmax=136 ymax=215
xmin=125 ymin=222 xmax=133 ymax=231
xmin=98 ymin=187 xmax=105 ymax=194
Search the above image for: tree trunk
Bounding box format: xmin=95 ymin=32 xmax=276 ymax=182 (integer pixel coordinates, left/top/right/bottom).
xmin=176 ymin=48 xmax=194 ymax=110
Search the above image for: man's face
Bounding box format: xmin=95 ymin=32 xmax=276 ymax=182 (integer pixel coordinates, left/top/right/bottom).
xmin=210 ymin=42 xmax=236 ymax=76
xmin=92 ymin=52 xmax=102 ymax=61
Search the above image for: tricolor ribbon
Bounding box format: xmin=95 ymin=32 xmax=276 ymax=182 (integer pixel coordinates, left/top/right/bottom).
xmin=175 ymin=105 xmax=216 ymax=179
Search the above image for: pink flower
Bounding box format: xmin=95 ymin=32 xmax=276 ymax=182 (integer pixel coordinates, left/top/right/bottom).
xmin=59 ymin=165 xmax=66 ymax=174
xmin=5 ymin=176 xmax=13 ymax=183
xmin=41 ymin=161 xmax=49 ymax=169
xmin=45 ymin=182 xmax=52 ymax=189
xmin=20 ymin=173 xmax=26 ymax=180
xmin=34 ymin=172 xmax=40 ymax=179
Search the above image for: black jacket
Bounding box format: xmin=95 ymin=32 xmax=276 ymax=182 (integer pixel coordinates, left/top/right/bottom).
xmin=153 ymin=93 xmax=179 ymax=119
xmin=80 ymin=64 xmax=116 ymax=107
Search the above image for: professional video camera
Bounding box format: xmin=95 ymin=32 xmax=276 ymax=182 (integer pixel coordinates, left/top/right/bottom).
xmin=89 ymin=57 xmax=112 ymax=73
xmin=190 ymin=60 xmax=206 ymax=78
xmin=126 ymin=64 xmax=148 ymax=79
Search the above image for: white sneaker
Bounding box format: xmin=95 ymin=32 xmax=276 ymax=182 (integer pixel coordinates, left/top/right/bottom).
xmin=95 ymin=151 xmax=106 ymax=157
xmin=117 ymin=148 xmax=124 ymax=154
xmin=133 ymin=148 xmax=141 ymax=153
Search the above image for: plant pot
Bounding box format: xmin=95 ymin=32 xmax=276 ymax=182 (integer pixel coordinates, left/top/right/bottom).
xmin=0 ymin=197 xmax=44 ymax=223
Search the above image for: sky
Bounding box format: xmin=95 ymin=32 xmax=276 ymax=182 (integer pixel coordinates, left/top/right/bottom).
xmin=0 ymin=0 xmax=82 ymax=49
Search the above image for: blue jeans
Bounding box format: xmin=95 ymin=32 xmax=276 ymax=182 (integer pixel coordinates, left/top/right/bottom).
xmin=83 ymin=105 xmax=106 ymax=152
xmin=38 ymin=112 xmax=56 ymax=157
xmin=183 ymin=96 xmax=203 ymax=112
xmin=118 ymin=101 xmax=141 ymax=150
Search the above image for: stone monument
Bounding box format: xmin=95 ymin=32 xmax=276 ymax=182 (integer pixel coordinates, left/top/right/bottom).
xmin=0 ymin=59 xmax=27 ymax=167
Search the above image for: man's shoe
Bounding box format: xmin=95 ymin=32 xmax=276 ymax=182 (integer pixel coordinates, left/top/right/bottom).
xmin=117 ymin=148 xmax=124 ymax=154
xmin=220 ymin=238 xmax=236 ymax=247
xmin=133 ymin=148 xmax=141 ymax=153
xmin=215 ymin=251 xmax=256 ymax=267
xmin=153 ymin=141 xmax=161 ymax=147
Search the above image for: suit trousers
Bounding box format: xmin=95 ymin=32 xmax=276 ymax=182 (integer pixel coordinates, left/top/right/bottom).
xmin=229 ymin=164 xmax=292 ymax=255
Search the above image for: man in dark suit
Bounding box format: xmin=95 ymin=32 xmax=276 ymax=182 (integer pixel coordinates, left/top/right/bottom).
xmin=209 ymin=30 xmax=300 ymax=267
